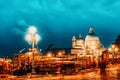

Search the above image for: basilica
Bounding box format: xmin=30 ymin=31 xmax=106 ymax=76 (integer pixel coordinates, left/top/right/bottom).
xmin=71 ymin=27 xmax=105 ymax=58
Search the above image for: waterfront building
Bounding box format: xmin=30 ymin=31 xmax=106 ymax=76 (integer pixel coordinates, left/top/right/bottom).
xmin=13 ymin=48 xmax=42 ymax=63
xmin=71 ymin=27 xmax=105 ymax=61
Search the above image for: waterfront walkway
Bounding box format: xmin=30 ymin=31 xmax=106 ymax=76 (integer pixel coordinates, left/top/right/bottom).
xmin=15 ymin=64 xmax=120 ymax=80
xmin=0 ymin=64 xmax=120 ymax=80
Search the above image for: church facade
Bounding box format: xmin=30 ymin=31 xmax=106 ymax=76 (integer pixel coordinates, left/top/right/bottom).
xmin=71 ymin=27 xmax=105 ymax=58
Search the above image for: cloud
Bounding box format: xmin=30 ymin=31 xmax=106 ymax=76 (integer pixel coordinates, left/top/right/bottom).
xmin=0 ymin=0 xmax=120 ymax=56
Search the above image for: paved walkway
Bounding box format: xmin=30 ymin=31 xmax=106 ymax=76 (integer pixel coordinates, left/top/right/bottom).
xmin=26 ymin=64 xmax=120 ymax=80
xmin=1 ymin=64 xmax=120 ymax=80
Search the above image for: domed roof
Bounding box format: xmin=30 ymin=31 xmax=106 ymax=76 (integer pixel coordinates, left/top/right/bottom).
xmin=77 ymin=34 xmax=84 ymax=40
xmin=85 ymin=27 xmax=100 ymax=41
xmin=87 ymin=27 xmax=97 ymax=37
xmin=76 ymin=34 xmax=84 ymax=44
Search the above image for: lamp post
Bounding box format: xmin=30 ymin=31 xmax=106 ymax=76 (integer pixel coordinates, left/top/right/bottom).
xmin=109 ymin=45 xmax=117 ymax=58
xmin=25 ymin=26 xmax=40 ymax=73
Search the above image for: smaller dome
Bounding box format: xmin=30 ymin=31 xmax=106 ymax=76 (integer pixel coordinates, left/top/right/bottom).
xmin=76 ymin=39 xmax=84 ymax=45
xmin=76 ymin=34 xmax=84 ymax=46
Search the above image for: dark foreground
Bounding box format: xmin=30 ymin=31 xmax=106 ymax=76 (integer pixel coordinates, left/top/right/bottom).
xmin=0 ymin=64 xmax=120 ymax=80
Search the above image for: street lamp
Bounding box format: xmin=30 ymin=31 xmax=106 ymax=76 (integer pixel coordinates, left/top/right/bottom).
xmin=25 ymin=26 xmax=40 ymax=73
xmin=112 ymin=45 xmax=116 ymax=59
xmin=57 ymin=52 xmax=63 ymax=57
xmin=47 ymin=52 xmax=53 ymax=58
xmin=109 ymin=44 xmax=119 ymax=59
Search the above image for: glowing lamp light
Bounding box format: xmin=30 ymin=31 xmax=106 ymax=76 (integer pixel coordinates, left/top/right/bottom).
xmin=35 ymin=34 xmax=40 ymax=44
xmin=111 ymin=45 xmax=115 ymax=48
xmin=115 ymin=48 xmax=119 ymax=52
xmin=47 ymin=53 xmax=52 ymax=57
xmin=5 ymin=60 xmax=8 ymax=63
xmin=58 ymin=52 xmax=62 ymax=56
xmin=25 ymin=34 xmax=32 ymax=43
xmin=108 ymin=48 xmax=112 ymax=52
xmin=28 ymin=26 xmax=37 ymax=34
xmin=25 ymin=25 xmax=41 ymax=45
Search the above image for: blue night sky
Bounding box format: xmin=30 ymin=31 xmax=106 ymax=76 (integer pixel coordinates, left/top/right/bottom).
xmin=0 ymin=0 xmax=120 ymax=57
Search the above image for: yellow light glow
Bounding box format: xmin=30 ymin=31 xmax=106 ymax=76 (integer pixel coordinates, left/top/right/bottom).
xmin=47 ymin=53 xmax=52 ymax=57
xmin=115 ymin=48 xmax=119 ymax=52
xmin=108 ymin=48 xmax=112 ymax=52
xmin=25 ymin=33 xmax=31 ymax=42
xmin=28 ymin=52 xmax=32 ymax=56
xmin=111 ymin=45 xmax=115 ymax=48
xmin=35 ymin=34 xmax=40 ymax=43
xmin=91 ymin=42 xmax=94 ymax=45
xmin=58 ymin=52 xmax=62 ymax=56
xmin=5 ymin=60 xmax=8 ymax=63
xmin=28 ymin=26 xmax=37 ymax=34
xmin=91 ymin=45 xmax=95 ymax=49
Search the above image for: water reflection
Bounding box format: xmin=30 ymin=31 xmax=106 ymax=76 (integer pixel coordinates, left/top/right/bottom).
xmin=3 ymin=65 xmax=120 ymax=80
xmin=117 ymin=67 xmax=120 ymax=80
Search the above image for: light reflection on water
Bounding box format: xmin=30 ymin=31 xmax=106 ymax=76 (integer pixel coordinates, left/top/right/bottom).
xmin=43 ymin=66 xmax=120 ymax=80
xmin=1 ymin=66 xmax=120 ymax=80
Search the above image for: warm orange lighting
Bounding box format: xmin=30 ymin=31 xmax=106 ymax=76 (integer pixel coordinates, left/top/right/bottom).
xmin=91 ymin=42 xmax=95 ymax=45
xmin=28 ymin=52 xmax=32 ymax=56
xmin=115 ymin=47 xmax=119 ymax=52
xmin=91 ymin=45 xmax=95 ymax=49
xmin=58 ymin=52 xmax=62 ymax=56
xmin=111 ymin=44 xmax=115 ymax=48
xmin=108 ymin=48 xmax=112 ymax=52
xmin=47 ymin=53 xmax=53 ymax=57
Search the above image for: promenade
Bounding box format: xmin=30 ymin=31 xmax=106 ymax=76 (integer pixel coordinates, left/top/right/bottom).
xmin=2 ymin=64 xmax=119 ymax=80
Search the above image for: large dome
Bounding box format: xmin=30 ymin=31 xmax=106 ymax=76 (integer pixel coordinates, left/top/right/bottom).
xmin=85 ymin=27 xmax=101 ymax=49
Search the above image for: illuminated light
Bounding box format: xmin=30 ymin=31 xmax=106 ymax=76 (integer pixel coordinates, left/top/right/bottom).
xmin=91 ymin=42 xmax=94 ymax=45
xmin=28 ymin=26 xmax=37 ymax=34
xmin=25 ymin=33 xmax=31 ymax=43
xmin=57 ymin=52 xmax=64 ymax=57
xmin=47 ymin=53 xmax=52 ymax=57
xmin=35 ymin=34 xmax=40 ymax=44
xmin=77 ymin=53 xmax=80 ymax=56
xmin=58 ymin=52 xmax=62 ymax=56
xmin=111 ymin=45 xmax=115 ymax=48
xmin=115 ymin=48 xmax=119 ymax=52
xmin=108 ymin=48 xmax=112 ymax=52
xmin=91 ymin=45 xmax=95 ymax=49
xmin=28 ymin=52 xmax=32 ymax=56
xmin=25 ymin=25 xmax=40 ymax=45
xmin=5 ymin=60 xmax=8 ymax=63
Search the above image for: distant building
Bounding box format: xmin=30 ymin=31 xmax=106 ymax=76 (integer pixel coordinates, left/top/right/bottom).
xmin=46 ymin=48 xmax=71 ymax=56
xmin=71 ymin=27 xmax=105 ymax=59
xmin=13 ymin=48 xmax=42 ymax=62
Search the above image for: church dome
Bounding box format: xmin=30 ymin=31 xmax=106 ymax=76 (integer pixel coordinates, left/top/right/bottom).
xmin=87 ymin=27 xmax=98 ymax=37
xmin=85 ymin=27 xmax=101 ymax=49
xmin=73 ymin=34 xmax=85 ymax=49
xmin=76 ymin=34 xmax=84 ymax=45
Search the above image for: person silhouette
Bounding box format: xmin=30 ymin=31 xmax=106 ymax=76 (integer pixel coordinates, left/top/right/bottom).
xmin=99 ymin=60 xmax=106 ymax=75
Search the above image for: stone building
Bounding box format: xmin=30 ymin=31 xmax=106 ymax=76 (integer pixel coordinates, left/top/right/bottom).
xmin=71 ymin=27 xmax=105 ymax=59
